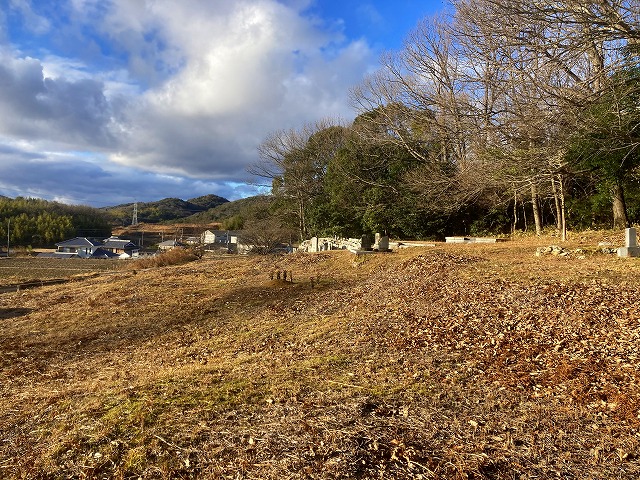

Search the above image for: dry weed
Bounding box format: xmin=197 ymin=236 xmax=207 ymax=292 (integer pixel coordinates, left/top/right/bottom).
xmin=1 ymin=235 xmax=640 ymax=478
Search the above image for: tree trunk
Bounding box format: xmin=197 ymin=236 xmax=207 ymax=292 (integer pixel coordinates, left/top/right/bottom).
xmin=531 ymin=182 xmax=542 ymax=236
xmin=558 ymin=174 xmax=567 ymax=242
xmin=298 ymin=197 xmax=306 ymax=241
xmin=512 ymin=188 xmax=518 ymax=234
xmin=551 ymin=176 xmax=562 ymax=232
xmin=611 ymin=183 xmax=629 ymax=229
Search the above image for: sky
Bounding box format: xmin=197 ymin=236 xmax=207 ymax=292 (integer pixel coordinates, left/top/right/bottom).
xmin=0 ymin=0 xmax=446 ymax=207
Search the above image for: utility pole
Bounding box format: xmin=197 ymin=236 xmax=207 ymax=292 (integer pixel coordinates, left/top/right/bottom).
xmin=6 ymin=218 xmax=10 ymax=258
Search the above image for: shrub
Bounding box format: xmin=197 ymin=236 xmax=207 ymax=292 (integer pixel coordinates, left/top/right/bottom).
xmin=124 ymin=248 xmax=200 ymax=270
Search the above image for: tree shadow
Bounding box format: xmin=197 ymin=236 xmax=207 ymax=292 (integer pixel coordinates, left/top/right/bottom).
xmin=0 ymin=308 xmax=32 ymax=320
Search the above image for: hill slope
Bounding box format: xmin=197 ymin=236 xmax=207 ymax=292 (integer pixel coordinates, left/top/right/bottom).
xmin=182 ymin=194 xmax=269 ymax=224
xmin=1 ymin=238 xmax=640 ymax=478
xmin=103 ymin=195 xmax=229 ymax=224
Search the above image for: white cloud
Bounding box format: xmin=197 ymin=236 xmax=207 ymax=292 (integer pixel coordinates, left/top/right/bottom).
xmin=9 ymin=0 xmax=51 ymax=34
xmin=103 ymin=0 xmax=376 ymax=176
xmin=0 ymin=0 xmax=380 ymax=205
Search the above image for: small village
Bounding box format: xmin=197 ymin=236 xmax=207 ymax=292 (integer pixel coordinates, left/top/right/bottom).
xmin=20 ymin=227 xmax=640 ymax=261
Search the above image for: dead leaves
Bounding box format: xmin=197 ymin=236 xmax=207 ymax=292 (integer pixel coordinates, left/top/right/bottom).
xmin=3 ymin=247 xmax=640 ymax=478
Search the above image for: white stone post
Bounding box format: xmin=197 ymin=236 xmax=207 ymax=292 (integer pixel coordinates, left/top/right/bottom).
xmin=618 ymin=228 xmax=640 ymax=257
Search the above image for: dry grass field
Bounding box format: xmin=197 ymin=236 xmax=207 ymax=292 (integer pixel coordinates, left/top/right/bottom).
xmin=1 ymin=233 xmax=639 ymax=479
xmin=0 ymin=257 xmax=119 ymax=290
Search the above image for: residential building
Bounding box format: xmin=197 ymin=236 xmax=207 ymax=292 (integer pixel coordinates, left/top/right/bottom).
xmin=102 ymin=236 xmax=140 ymax=258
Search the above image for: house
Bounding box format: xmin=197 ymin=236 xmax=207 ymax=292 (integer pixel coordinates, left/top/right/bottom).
xmin=102 ymin=236 xmax=140 ymax=258
xmin=158 ymin=239 xmax=185 ymax=251
xmin=200 ymin=230 xmax=224 ymax=245
xmin=53 ymin=237 xmax=104 ymax=258
xmin=201 ymin=230 xmax=240 ymax=252
xmin=201 ymin=230 xmax=239 ymax=245
xmin=37 ymin=236 xmax=138 ymax=259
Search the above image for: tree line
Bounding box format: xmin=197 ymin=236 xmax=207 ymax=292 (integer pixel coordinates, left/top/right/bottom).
xmin=0 ymin=197 xmax=112 ymax=247
xmin=253 ymin=1 xmax=640 ymax=241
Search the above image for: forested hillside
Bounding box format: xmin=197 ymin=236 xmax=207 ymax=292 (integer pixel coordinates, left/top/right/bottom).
xmin=183 ymin=195 xmax=269 ymax=228
xmin=0 ymin=197 xmax=111 ymax=247
xmin=102 ymin=195 xmax=229 ymax=225
xmin=253 ymin=2 xmax=640 ymax=241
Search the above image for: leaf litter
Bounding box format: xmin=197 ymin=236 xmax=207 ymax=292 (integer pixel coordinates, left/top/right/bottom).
xmin=0 ymin=238 xmax=639 ymax=478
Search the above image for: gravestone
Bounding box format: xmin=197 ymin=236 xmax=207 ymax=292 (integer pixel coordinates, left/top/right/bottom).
xmin=310 ymin=237 xmax=319 ymax=253
xmin=360 ymin=234 xmax=372 ymax=251
xmin=618 ymin=227 xmax=640 ymax=257
xmin=378 ymin=235 xmax=389 ymax=251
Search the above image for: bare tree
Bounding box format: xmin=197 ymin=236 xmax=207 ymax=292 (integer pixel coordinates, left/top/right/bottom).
xmin=452 ymin=0 xmax=640 ymax=229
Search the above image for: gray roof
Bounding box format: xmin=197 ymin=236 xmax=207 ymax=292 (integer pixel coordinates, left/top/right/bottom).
xmin=159 ymin=239 xmax=184 ymax=247
xmin=55 ymin=237 xmax=102 ymax=248
xmin=102 ymin=237 xmax=138 ymax=249
xmin=91 ymin=248 xmax=120 ymax=259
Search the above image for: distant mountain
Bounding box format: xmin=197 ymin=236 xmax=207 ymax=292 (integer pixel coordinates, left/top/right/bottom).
xmin=183 ymin=195 xmax=270 ymax=224
xmin=103 ymin=195 xmax=229 ymax=224
xmin=187 ymin=194 xmax=230 ymax=210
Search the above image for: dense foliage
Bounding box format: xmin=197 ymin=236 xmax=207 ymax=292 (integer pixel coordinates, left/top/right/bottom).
xmin=0 ymin=197 xmax=112 ymax=247
xmin=255 ymin=2 xmax=640 ymax=241
xmin=184 ymin=196 xmax=267 ymax=226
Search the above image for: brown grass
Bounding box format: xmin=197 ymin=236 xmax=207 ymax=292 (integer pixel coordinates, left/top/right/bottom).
xmin=124 ymin=248 xmax=202 ymax=269
xmin=1 ymin=233 xmax=640 ymax=478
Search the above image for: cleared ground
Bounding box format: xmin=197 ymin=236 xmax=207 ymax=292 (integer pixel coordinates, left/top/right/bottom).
xmin=1 ymin=233 xmax=639 ymax=479
xmin=0 ymin=257 xmax=119 ymax=286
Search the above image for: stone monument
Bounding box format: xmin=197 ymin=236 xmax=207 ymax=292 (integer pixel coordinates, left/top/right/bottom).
xmin=378 ymin=235 xmax=389 ymax=251
xmin=618 ymin=227 xmax=640 ymax=257
xmin=360 ymin=234 xmax=372 ymax=251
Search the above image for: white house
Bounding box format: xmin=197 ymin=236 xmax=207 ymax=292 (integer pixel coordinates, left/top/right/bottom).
xmin=53 ymin=237 xmax=106 ymax=258
xmin=202 ymin=230 xmax=239 ymax=251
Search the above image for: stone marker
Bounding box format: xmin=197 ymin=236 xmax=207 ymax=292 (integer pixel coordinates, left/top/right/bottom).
xmin=618 ymin=227 xmax=640 ymax=257
xmin=361 ymin=234 xmax=372 ymax=251
xmin=311 ymin=237 xmax=319 ymax=253
xmin=378 ymin=235 xmax=389 ymax=251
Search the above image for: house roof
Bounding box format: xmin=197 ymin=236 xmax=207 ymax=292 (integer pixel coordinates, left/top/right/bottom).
xmin=204 ymin=230 xmax=239 ymax=236
xmin=102 ymin=236 xmax=138 ymax=249
xmin=37 ymin=252 xmax=80 ymax=259
xmin=91 ymin=248 xmax=120 ymax=259
xmin=56 ymin=237 xmax=102 ymax=248
xmin=159 ymin=239 xmax=184 ymax=247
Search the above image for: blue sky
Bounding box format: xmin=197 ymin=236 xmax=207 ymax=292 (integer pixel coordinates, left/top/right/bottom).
xmin=0 ymin=0 xmax=446 ymax=207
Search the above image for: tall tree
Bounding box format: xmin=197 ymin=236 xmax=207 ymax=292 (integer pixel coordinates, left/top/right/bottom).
xmin=250 ymin=120 xmax=346 ymax=240
xmin=452 ymin=0 xmax=640 ymax=229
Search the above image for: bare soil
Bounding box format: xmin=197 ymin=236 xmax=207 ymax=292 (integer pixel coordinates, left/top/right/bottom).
xmin=1 ymin=233 xmax=639 ymax=479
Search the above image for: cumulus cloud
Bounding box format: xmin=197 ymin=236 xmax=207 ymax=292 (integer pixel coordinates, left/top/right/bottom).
xmin=105 ymin=0 xmax=376 ymax=177
xmin=0 ymin=51 xmax=116 ymax=148
xmin=0 ymin=0 xmax=380 ymax=205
